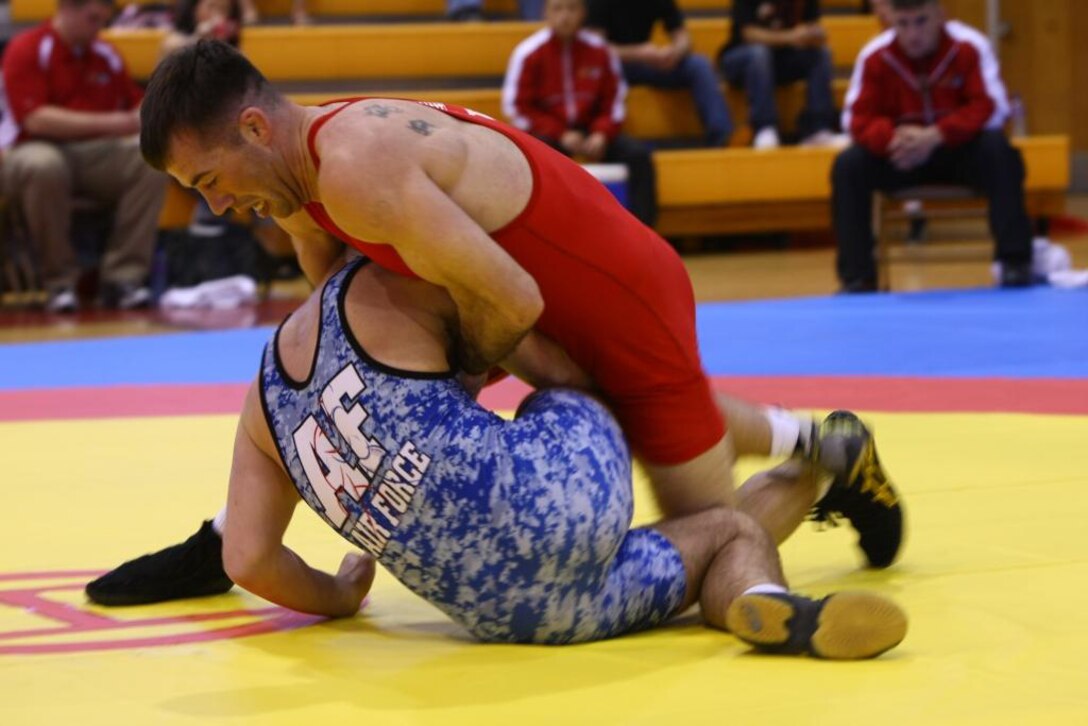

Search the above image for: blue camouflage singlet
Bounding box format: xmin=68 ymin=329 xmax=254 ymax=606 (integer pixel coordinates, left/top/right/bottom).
xmin=259 ymin=258 xmax=686 ymax=643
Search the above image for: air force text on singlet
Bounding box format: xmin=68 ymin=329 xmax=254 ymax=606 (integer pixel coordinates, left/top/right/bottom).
xmin=292 ymin=364 xmax=431 ymax=556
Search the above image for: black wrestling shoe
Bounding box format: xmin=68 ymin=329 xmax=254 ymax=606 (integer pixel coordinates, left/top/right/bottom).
xmin=85 ymin=520 xmax=234 ymax=606
xmin=726 ymin=591 xmax=907 ymax=659
xmin=811 ymin=411 xmax=904 ymax=568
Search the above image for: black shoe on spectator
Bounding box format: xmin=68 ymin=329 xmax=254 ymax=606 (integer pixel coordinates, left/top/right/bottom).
xmin=100 ymin=282 xmax=152 ymax=310
xmin=85 ymin=520 xmax=234 ymax=606
xmin=45 ymin=287 xmax=79 ymax=313
xmin=838 ymin=277 xmax=878 ymax=294
xmin=999 ymin=261 xmax=1034 ymax=288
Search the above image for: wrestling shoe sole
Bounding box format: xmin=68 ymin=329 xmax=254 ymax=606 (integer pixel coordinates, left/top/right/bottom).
xmin=726 ymin=591 xmax=907 ymax=660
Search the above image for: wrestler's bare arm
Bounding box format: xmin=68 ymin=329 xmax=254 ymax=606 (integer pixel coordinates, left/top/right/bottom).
xmin=317 ymin=117 xmax=543 ymax=374
xmin=221 ymin=383 xmax=375 ymax=618
xmin=502 ymin=331 xmax=594 ymax=392
xmin=275 ymin=209 xmax=345 ymax=286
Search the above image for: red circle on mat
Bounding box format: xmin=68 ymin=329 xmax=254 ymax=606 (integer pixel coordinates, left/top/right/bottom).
xmin=0 ymin=570 xmax=323 ymax=655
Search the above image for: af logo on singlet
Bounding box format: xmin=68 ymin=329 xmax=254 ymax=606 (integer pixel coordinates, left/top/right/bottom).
xmin=292 ymin=365 xmax=431 ymax=556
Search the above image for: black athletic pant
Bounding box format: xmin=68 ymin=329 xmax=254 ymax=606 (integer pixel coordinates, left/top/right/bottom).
xmin=831 ymin=130 xmax=1033 ymax=286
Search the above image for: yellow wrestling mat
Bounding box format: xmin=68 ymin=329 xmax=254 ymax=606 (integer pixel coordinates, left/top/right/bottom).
xmin=2 ymin=411 xmax=1087 ymax=725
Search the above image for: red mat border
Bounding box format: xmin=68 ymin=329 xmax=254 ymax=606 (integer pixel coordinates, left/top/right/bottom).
xmin=1 ymin=375 xmax=1086 ymax=422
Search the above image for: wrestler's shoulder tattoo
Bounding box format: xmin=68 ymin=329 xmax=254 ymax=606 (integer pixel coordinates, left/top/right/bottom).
xmin=408 ymin=119 xmax=436 ymax=136
xmin=363 ymin=103 xmax=403 ymax=118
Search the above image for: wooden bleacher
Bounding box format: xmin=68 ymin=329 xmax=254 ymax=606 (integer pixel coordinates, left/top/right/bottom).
xmin=289 ymin=80 xmax=851 ymax=141
xmin=68 ymin=10 xmax=1060 ymax=241
xmin=654 ymin=136 xmax=1070 ymax=236
xmin=10 ymin=0 xmax=868 ymax=23
xmin=158 ymin=133 xmax=1070 ymax=238
xmin=99 ymin=16 xmax=881 ymax=81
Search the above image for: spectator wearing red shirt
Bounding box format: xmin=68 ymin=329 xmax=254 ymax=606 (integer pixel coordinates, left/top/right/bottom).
xmin=832 ymin=0 xmax=1033 ymax=292
xmin=0 ymin=0 xmax=167 ymax=312
xmin=503 ymin=0 xmax=657 ymax=226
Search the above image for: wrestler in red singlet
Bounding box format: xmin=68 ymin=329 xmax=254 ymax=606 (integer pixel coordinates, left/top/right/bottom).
xmin=303 ymin=98 xmax=723 ymax=465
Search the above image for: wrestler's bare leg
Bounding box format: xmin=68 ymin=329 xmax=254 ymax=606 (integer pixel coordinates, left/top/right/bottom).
xmin=649 ymin=503 xmax=905 ymax=661
xmin=642 ymin=429 xmax=822 ymax=545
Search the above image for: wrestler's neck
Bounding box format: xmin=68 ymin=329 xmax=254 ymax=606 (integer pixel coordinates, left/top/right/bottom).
xmin=282 ymin=104 xmax=323 ymax=206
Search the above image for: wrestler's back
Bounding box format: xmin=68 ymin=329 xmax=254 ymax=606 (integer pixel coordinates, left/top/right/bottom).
xmin=272 ymin=260 xmax=457 ymax=390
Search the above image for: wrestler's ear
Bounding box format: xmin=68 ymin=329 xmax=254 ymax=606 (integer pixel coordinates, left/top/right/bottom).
xmin=238 ymin=106 xmax=273 ymax=147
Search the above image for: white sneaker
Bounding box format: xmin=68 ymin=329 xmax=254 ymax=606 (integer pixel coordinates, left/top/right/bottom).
xmin=116 ymin=285 xmax=152 ymax=310
xmin=801 ymin=130 xmax=851 ymax=149
xmin=990 ymin=237 xmax=1073 ymax=285
xmin=752 ymin=127 xmax=781 ymax=150
xmin=45 ymin=287 xmax=78 ymax=313
xmin=1033 ymin=237 xmax=1072 ymax=279
xmin=160 ymin=275 xmax=257 ymax=310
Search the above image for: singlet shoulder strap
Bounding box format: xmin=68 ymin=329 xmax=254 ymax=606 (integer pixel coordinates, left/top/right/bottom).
xmin=306 ymin=97 xmax=371 ymax=169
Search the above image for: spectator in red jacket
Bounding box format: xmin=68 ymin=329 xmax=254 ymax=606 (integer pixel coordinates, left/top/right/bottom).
xmin=503 ymin=0 xmax=657 ymax=226
xmin=832 ymin=0 xmax=1033 ymax=292
xmin=0 ymin=0 xmax=167 ymax=311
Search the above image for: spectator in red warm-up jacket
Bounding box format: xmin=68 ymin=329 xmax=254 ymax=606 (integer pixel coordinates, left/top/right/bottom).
xmin=502 ymin=0 xmax=657 ymax=227
xmin=0 ymin=0 xmax=167 ymax=312
xmin=832 ymin=0 xmax=1033 ymax=292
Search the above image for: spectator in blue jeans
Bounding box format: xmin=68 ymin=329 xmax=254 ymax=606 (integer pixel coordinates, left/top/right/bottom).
xmin=719 ymin=0 xmax=845 ymax=149
xmin=448 ymin=0 xmax=545 ymax=21
xmin=586 ymin=0 xmax=732 ymax=147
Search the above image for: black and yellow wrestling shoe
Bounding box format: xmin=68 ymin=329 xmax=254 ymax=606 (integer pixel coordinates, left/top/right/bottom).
xmin=726 ymin=591 xmax=907 ymax=660
xmin=85 ymin=520 xmax=234 ymax=606
xmin=811 ymin=410 xmax=904 ymax=568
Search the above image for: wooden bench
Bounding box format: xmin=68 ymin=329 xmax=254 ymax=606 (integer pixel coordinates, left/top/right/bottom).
xmin=158 ymin=136 xmax=1069 ymax=240
xmin=11 ymin=0 xmax=868 ymax=23
xmin=102 ymin=16 xmax=881 ymax=81
xmin=653 ymin=135 xmax=1070 ymax=237
xmin=871 ymin=182 xmax=1068 ymax=291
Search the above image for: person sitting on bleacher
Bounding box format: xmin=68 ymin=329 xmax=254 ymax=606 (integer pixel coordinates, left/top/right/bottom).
xmin=447 ymin=0 xmax=545 ymax=22
xmin=502 ymin=0 xmax=657 ymax=227
xmin=161 ymin=0 xmax=243 ymax=56
xmin=846 ymin=0 xmax=1009 ymax=246
xmin=832 ymin=0 xmax=1032 ymax=292
xmin=0 ymin=0 xmax=167 ymax=312
xmin=718 ymin=0 xmax=846 ymax=149
xmin=237 ymin=0 xmax=308 ymax=26
xmin=586 ymin=0 xmax=732 ymax=148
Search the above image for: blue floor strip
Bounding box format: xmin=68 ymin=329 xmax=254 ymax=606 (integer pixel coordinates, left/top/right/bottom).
xmin=1 ymin=287 xmax=1085 ymax=391
xmin=696 ymin=287 xmax=1088 ymax=378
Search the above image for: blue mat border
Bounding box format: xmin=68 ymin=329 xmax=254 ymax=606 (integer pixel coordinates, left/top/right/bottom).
xmin=1 ymin=288 xmax=1085 ymax=390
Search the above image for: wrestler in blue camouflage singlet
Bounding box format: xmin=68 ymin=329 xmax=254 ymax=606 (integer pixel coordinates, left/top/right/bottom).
xmin=259 ymin=259 xmax=687 ymax=644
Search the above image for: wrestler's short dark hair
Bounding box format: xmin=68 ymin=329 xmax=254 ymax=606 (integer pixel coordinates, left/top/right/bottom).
xmin=890 ymin=0 xmax=938 ymax=10
xmin=140 ymin=40 xmax=278 ymax=171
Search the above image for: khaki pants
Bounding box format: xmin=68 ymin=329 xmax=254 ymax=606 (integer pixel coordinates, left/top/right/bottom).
xmin=1 ymin=136 xmax=167 ymax=291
